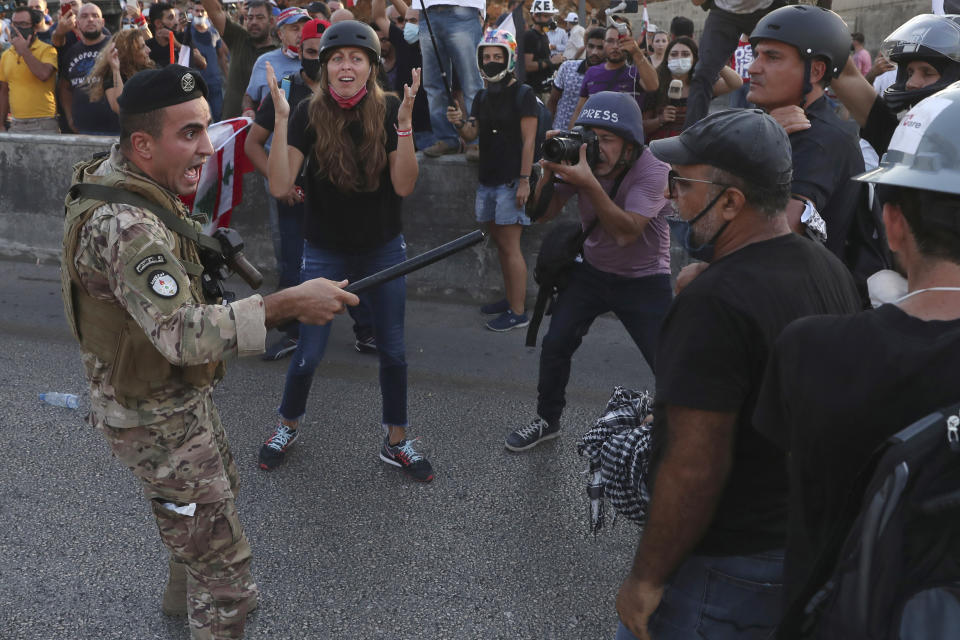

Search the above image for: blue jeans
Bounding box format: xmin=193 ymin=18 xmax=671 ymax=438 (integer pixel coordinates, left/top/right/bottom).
xmin=537 ymin=262 xmax=672 ymax=427
xmin=279 ymin=235 xmax=408 ymax=427
xmin=615 ymin=551 xmax=784 ymax=640
xmin=418 ymin=5 xmax=484 ymax=146
xmin=207 ymin=84 xmax=224 ymax=122
xmin=475 ymin=182 xmax=531 ymax=226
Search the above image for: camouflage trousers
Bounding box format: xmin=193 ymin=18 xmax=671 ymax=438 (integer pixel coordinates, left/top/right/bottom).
xmin=99 ymin=393 xmax=259 ymax=639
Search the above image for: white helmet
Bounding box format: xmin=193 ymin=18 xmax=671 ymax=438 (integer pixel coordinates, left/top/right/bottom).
xmin=531 ymin=0 xmax=559 ymax=15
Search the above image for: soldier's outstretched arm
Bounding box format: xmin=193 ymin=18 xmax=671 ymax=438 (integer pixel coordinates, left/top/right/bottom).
xmin=263 ymin=278 xmax=359 ymax=329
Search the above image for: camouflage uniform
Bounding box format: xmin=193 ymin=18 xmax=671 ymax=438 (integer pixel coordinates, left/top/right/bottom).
xmin=64 ymin=145 xmax=265 ymax=639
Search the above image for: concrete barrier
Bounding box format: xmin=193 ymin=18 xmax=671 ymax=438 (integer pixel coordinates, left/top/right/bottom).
xmin=0 ymin=132 xmax=562 ymax=301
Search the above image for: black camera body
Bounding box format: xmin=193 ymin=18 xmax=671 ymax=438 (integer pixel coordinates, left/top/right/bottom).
xmin=542 ymin=126 xmax=600 ymax=167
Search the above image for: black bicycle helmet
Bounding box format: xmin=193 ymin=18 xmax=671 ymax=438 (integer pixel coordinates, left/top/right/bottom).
xmin=318 ymin=20 xmax=381 ymax=63
xmin=750 ymin=4 xmax=852 ymax=79
xmin=880 ymin=14 xmax=960 ymax=113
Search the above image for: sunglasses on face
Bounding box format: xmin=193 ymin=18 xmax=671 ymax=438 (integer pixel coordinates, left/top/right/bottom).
xmin=667 ymin=170 xmax=730 ymax=198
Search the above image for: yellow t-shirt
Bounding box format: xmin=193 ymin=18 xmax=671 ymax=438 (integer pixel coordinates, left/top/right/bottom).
xmin=0 ymin=38 xmax=58 ymax=119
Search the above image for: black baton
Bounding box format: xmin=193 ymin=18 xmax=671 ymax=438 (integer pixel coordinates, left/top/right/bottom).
xmin=345 ymin=230 xmax=485 ymax=294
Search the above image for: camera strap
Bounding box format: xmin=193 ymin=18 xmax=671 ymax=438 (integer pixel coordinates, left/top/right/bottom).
xmin=71 ymin=183 xmax=223 ymax=276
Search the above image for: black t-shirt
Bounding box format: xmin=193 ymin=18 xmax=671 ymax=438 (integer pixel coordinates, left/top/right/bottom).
xmin=754 ymin=305 xmax=960 ymax=604
xmin=287 ymin=95 xmax=401 ymax=252
xmin=387 ymin=23 xmax=430 ymax=133
xmin=470 ymin=82 xmax=538 ymax=187
xmin=62 ymin=38 xmax=118 ymax=134
xmin=651 ymin=234 xmax=862 ymax=556
xmin=861 ymin=94 xmax=899 ymax=157
xmin=790 ymin=96 xmax=865 ymax=264
xmin=146 ymin=31 xmax=190 ymax=68
xmin=524 ymin=28 xmax=552 ymax=89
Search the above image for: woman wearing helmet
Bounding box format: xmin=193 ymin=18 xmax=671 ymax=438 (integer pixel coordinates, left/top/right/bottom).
xmin=445 ymin=29 xmax=539 ymax=332
xmin=829 ymin=14 xmax=960 ymax=156
xmin=259 ymin=20 xmax=435 ymax=482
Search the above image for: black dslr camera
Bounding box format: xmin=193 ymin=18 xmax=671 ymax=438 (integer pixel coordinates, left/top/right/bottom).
xmin=542 ymin=126 xmax=600 ymax=167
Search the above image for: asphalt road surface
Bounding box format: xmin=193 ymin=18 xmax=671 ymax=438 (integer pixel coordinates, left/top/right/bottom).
xmin=0 ymin=259 xmax=656 ymax=640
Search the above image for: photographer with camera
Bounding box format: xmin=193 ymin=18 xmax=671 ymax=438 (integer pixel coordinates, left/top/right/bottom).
xmin=62 ymin=64 xmax=358 ymax=638
xmin=446 ymin=29 xmax=537 ymax=332
xmin=505 ymin=91 xmax=672 ymax=452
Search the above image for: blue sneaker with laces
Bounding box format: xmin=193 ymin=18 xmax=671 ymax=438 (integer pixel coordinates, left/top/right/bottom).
xmin=486 ymin=310 xmax=530 ymax=332
xmin=379 ymin=437 xmax=434 ymax=482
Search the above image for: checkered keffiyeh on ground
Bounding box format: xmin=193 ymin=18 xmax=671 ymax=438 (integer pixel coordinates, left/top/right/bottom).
xmin=577 ymin=386 xmax=654 ymax=534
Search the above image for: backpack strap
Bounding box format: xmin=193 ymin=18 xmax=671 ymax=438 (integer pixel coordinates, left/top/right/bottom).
xmin=70 ymin=182 xmax=223 ymax=274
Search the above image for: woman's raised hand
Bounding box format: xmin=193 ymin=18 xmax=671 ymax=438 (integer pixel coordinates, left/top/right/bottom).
xmin=398 ymin=67 xmax=421 ymax=129
xmin=266 ymin=61 xmax=290 ymax=122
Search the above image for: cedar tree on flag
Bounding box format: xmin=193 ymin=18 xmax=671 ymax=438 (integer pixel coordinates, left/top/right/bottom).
xmin=181 ymin=117 xmax=255 ymax=232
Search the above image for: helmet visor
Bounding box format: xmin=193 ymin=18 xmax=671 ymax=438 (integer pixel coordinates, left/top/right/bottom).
xmin=880 ymin=14 xmax=960 ymax=63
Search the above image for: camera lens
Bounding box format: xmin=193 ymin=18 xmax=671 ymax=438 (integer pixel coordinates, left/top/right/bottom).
xmin=542 ymin=137 xmax=566 ymax=164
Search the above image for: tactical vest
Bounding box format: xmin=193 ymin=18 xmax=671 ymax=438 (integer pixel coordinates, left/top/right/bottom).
xmin=61 ymin=154 xmax=223 ymax=407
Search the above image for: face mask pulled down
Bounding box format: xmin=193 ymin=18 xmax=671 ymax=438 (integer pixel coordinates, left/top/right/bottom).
xmin=677 ymin=187 xmax=729 ymax=263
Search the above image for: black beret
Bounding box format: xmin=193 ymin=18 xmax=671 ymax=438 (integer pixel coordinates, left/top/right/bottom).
xmin=117 ymin=65 xmax=209 ymax=115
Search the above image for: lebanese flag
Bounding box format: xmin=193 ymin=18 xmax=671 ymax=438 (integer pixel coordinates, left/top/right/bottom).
xmin=640 ymin=3 xmax=650 ymax=42
xmin=495 ymin=1 xmax=526 ymax=83
xmin=180 ymin=117 xmax=254 ymax=231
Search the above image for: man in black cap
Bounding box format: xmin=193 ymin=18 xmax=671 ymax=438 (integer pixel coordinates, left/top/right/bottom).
xmin=60 ymin=64 xmax=357 ymax=638
xmin=613 ymin=108 xmax=862 ymax=640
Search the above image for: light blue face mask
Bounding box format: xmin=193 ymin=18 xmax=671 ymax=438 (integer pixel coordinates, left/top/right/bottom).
xmin=403 ymin=21 xmax=419 ymax=45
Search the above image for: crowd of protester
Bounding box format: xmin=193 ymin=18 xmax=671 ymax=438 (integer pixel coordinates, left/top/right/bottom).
xmin=9 ymin=0 xmax=960 ymax=637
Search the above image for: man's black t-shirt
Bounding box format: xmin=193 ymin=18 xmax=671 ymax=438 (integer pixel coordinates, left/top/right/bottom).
xmin=387 ymin=22 xmax=430 ymax=134
xmin=754 ymin=304 xmax=960 ymax=603
xmin=254 ymin=72 xmax=312 ymax=132
xmin=146 ymin=31 xmax=191 ymax=68
xmin=524 ymin=28 xmax=552 ymax=90
xmin=62 ymin=38 xmax=118 ymax=134
xmin=470 ymin=82 xmax=538 ymax=187
xmin=652 ymin=234 xmax=862 ymax=556
xmin=287 ymin=95 xmax=401 ymax=252
xmin=790 ymin=96 xmax=865 ymax=264
xmin=861 ymin=94 xmax=899 ymax=157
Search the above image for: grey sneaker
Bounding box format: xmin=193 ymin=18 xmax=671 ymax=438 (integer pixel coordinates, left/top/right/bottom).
xmin=423 ymin=139 xmax=463 ymax=157
xmin=505 ymin=417 xmax=560 ymax=452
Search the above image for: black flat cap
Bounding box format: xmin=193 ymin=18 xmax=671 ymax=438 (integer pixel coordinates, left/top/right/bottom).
xmin=649 ymin=109 xmax=793 ymax=187
xmin=117 ymin=64 xmax=209 ymax=115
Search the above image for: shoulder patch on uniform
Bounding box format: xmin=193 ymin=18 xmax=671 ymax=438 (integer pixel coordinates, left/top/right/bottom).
xmin=135 ymin=253 xmax=167 ymax=274
xmin=148 ymin=270 xmax=179 ymax=298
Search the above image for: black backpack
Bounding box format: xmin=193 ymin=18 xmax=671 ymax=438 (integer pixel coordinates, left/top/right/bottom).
xmin=783 ymin=400 xmax=960 ymax=639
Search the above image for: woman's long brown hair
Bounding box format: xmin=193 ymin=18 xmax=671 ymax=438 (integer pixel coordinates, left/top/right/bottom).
xmin=87 ymin=30 xmax=155 ymax=102
xmin=307 ymin=56 xmax=389 ymax=193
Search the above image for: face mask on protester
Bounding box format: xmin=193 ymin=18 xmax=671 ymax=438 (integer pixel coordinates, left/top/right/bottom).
xmin=193 ymin=16 xmax=208 ymax=28
xmin=677 ymin=188 xmax=729 ymax=263
xmin=482 ymin=61 xmax=508 ymax=81
xmin=282 ymin=45 xmax=299 ymax=59
xmin=403 ymin=22 xmax=418 ymax=44
xmin=667 ymin=57 xmax=693 ymax=76
xmin=301 ymin=57 xmax=321 ymax=81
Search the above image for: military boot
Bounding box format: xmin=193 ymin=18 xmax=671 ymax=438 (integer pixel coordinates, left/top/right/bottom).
xmin=162 ymin=559 xmax=188 ymax=616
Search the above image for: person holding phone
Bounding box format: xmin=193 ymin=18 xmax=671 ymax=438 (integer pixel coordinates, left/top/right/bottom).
xmin=569 ymin=22 xmax=657 ymax=127
xmin=258 ymin=21 xmax=435 ymax=483
xmin=0 ymin=6 xmax=58 ymax=132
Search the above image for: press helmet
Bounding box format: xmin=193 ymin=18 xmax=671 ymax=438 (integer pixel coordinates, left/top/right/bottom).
xmin=880 ymin=14 xmax=960 ymax=113
xmin=318 ymin=20 xmax=381 ymax=64
xmin=855 ymin=81 xmax=960 ymax=198
xmin=750 ymin=4 xmax=852 ymax=84
xmin=531 ymin=0 xmax=559 ymax=15
xmin=477 ymin=29 xmax=517 ymax=82
xmin=575 ymin=91 xmax=645 ymax=148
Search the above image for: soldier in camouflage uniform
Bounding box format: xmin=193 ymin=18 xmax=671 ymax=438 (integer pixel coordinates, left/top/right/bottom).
xmin=60 ymin=64 xmax=358 ymax=639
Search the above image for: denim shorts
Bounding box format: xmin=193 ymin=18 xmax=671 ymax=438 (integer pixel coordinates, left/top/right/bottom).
xmin=475 ymin=182 xmax=531 ymax=226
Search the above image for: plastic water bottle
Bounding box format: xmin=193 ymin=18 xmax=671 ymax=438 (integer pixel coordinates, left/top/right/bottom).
xmin=38 ymin=392 xmax=81 ymax=409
